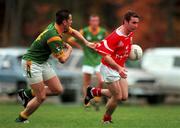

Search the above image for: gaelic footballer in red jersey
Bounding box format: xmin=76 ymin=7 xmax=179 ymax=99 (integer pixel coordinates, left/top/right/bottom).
xmin=84 ymin=10 xmax=140 ymax=124
xmin=95 ymin=29 xmax=134 ymax=67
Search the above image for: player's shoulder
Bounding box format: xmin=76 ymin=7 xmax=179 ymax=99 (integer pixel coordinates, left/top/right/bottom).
xmin=81 ymin=26 xmax=89 ymax=32
xmin=115 ymin=27 xmax=133 ymax=39
xmin=45 ymin=25 xmax=59 ymax=39
xmin=99 ymin=27 xmax=107 ymax=32
xmin=45 ymin=26 xmax=62 ymax=43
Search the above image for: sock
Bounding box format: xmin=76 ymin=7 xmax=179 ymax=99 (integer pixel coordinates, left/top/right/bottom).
xmin=92 ymin=88 xmax=101 ymax=97
xmin=103 ymin=114 xmax=112 ymax=121
xmin=24 ymin=89 xmax=34 ymax=99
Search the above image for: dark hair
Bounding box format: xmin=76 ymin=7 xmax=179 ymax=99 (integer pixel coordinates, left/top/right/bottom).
xmin=89 ymin=14 xmax=99 ymax=19
xmin=123 ymin=10 xmax=140 ymax=23
xmin=56 ymin=9 xmax=71 ymax=25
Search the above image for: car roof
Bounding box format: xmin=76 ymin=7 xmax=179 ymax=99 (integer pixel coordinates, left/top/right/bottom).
xmin=145 ymin=47 xmax=180 ymax=56
xmin=0 ymin=47 xmax=27 ymax=56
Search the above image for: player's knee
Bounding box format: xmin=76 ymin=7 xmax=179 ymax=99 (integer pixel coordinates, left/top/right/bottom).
xmin=55 ymin=87 xmax=63 ymax=95
xmin=115 ymin=95 xmax=123 ymax=102
xmin=122 ymin=95 xmax=128 ymax=101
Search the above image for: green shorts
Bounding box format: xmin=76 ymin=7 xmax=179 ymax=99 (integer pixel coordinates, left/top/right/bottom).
xmin=21 ymin=59 xmax=56 ymax=85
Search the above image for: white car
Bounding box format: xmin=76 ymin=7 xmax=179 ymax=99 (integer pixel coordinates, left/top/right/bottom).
xmin=142 ymin=47 xmax=180 ymax=103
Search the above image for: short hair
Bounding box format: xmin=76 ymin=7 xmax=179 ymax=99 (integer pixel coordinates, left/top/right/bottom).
xmin=56 ymin=9 xmax=71 ymax=25
xmin=123 ymin=10 xmax=140 ymax=23
xmin=89 ymin=14 xmax=99 ymax=19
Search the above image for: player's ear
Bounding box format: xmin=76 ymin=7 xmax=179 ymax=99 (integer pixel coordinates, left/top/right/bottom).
xmin=62 ymin=20 xmax=67 ymax=25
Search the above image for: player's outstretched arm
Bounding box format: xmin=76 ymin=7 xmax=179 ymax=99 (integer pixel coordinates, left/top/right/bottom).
xmin=69 ymin=29 xmax=91 ymax=46
xmin=67 ymin=37 xmax=82 ymax=49
xmin=58 ymin=43 xmax=72 ymax=63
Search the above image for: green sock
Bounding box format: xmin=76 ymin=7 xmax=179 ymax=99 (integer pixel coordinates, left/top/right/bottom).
xmin=24 ymin=89 xmax=34 ymax=99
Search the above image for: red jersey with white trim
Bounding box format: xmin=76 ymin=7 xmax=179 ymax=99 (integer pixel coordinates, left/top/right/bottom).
xmin=95 ymin=28 xmax=133 ymax=68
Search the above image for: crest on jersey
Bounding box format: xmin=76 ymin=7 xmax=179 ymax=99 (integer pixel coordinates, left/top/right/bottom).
xmin=97 ymin=35 xmax=103 ymax=40
xmin=55 ymin=44 xmax=61 ymax=52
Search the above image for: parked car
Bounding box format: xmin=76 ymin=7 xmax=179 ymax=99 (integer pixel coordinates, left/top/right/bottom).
xmin=0 ymin=47 xmax=159 ymax=104
xmin=0 ymin=47 xmax=82 ymax=103
xmin=0 ymin=47 xmax=27 ymax=95
xmin=51 ymin=49 xmax=158 ymax=104
xmin=141 ymin=47 xmax=180 ymax=103
xmin=126 ymin=60 xmax=158 ymax=104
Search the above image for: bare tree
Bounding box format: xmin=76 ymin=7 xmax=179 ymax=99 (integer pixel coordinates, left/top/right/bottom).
xmin=2 ymin=0 xmax=24 ymax=47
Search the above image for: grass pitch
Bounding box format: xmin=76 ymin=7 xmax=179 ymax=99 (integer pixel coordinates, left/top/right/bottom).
xmin=0 ymin=102 xmax=180 ymax=128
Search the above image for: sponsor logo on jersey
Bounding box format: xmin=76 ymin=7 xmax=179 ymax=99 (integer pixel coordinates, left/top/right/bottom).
xmin=118 ymin=41 xmax=124 ymax=47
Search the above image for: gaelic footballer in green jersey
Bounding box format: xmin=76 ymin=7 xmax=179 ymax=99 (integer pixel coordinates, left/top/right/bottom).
xmin=16 ymin=9 xmax=92 ymax=123
xmin=23 ymin=23 xmax=73 ymax=64
xmin=68 ymin=15 xmax=107 ymax=102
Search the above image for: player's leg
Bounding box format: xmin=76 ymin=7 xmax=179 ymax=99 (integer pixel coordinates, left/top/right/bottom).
xmin=119 ymin=78 xmax=128 ymax=101
xmin=84 ymin=64 xmax=115 ymax=105
xmin=16 ymin=82 xmax=46 ymax=123
xmin=82 ymin=73 xmax=92 ymax=97
xmin=42 ymin=62 xmax=64 ymax=96
xmin=17 ymin=60 xmax=42 ymax=108
xmin=95 ymin=64 xmax=103 ymax=88
xmin=19 ymin=62 xmax=63 ymax=106
xmin=103 ymin=80 xmax=122 ymax=123
xmin=44 ymin=76 xmax=64 ymax=96
xmin=82 ymin=65 xmax=94 ymax=97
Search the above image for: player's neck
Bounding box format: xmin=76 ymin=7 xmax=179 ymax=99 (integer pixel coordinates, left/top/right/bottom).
xmin=121 ymin=25 xmax=131 ymax=36
xmin=89 ymin=26 xmax=99 ymax=35
xmin=55 ymin=23 xmax=63 ymax=37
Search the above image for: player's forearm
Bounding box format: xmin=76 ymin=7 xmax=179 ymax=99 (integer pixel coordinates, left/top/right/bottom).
xmin=103 ymin=55 xmax=121 ymax=71
xmin=71 ymin=29 xmax=89 ymax=45
xmin=58 ymin=47 xmax=72 ymax=63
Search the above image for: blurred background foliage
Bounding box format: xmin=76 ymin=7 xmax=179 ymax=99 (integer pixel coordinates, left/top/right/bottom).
xmin=0 ymin=0 xmax=179 ymax=49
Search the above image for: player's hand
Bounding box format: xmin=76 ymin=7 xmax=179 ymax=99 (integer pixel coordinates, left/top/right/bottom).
xmin=86 ymin=42 xmax=96 ymax=49
xmin=118 ymin=67 xmax=127 ymax=79
xmin=64 ymin=43 xmax=72 ymax=50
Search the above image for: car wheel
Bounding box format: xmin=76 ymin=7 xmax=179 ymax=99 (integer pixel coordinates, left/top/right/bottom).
xmin=146 ymin=95 xmax=165 ymax=104
xmin=60 ymin=89 xmax=77 ymax=103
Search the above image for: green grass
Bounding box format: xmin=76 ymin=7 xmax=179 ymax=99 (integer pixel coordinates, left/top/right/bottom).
xmin=0 ymin=102 xmax=180 ymax=128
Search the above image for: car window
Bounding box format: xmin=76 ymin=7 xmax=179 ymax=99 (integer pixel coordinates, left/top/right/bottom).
xmin=0 ymin=56 xmax=12 ymax=69
xmin=17 ymin=55 xmax=23 ymax=64
xmin=174 ymin=57 xmax=180 ymax=67
xmin=126 ymin=59 xmax=141 ymax=68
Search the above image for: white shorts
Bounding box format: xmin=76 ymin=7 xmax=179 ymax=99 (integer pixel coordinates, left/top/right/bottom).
xmin=100 ymin=63 xmax=121 ymax=83
xmin=82 ymin=65 xmax=101 ymax=74
xmin=21 ymin=59 xmax=56 ymax=85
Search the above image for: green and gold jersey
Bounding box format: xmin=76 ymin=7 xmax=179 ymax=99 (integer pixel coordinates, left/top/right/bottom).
xmin=76 ymin=26 xmax=107 ymax=66
xmin=23 ymin=23 xmax=71 ymax=64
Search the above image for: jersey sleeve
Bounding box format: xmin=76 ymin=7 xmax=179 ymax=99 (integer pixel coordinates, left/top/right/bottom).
xmin=95 ymin=31 xmax=123 ymax=56
xmin=47 ymin=36 xmax=65 ymax=59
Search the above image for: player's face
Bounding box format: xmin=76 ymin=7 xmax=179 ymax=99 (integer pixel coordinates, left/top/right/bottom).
xmin=63 ymin=14 xmax=72 ymax=30
xmin=89 ymin=16 xmax=100 ymax=28
xmin=67 ymin=14 xmax=72 ymax=27
xmin=126 ymin=17 xmax=139 ymax=32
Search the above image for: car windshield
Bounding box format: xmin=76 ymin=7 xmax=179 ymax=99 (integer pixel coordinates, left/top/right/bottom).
xmin=174 ymin=57 xmax=180 ymax=67
xmin=17 ymin=55 xmax=23 ymax=64
xmin=125 ymin=59 xmax=141 ymax=68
